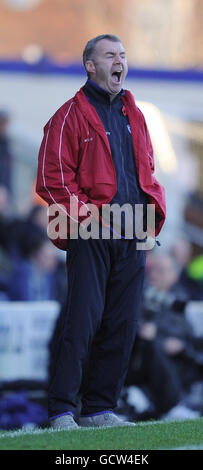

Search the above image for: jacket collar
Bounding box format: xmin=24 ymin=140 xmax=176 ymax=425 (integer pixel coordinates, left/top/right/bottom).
xmin=74 ymin=87 xmax=111 ymax=153
xmin=83 ymin=79 xmax=125 ymax=105
xmin=74 ymin=86 xmax=141 ymax=157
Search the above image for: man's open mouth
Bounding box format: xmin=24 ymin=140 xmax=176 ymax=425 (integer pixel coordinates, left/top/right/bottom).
xmin=111 ymin=71 xmax=122 ymax=83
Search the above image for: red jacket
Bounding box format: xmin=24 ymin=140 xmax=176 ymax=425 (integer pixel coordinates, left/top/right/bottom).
xmin=36 ymin=87 xmax=166 ymax=250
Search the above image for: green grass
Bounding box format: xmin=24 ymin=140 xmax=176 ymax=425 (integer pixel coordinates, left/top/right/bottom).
xmin=0 ymin=418 xmax=202 ymax=450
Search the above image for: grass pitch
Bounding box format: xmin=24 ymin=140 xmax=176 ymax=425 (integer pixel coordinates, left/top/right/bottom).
xmin=0 ymin=418 xmax=202 ymax=450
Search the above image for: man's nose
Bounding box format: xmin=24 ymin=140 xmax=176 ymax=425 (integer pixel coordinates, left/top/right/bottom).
xmin=113 ymin=54 xmax=122 ymax=64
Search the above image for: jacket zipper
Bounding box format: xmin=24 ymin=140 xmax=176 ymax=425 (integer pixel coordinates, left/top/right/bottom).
xmin=109 ymin=100 xmax=130 ymax=202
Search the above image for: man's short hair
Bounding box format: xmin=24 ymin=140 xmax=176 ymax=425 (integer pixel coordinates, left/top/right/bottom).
xmin=83 ymin=34 xmax=121 ymax=77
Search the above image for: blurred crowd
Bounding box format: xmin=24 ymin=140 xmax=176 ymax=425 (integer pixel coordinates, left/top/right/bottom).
xmin=0 ymin=108 xmax=203 ymax=428
xmin=0 ymin=190 xmax=67 ymax=303
xmin=121 ymin=241 xmax=203 ymax=421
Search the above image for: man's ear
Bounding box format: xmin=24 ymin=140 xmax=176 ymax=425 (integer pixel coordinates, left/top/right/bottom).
xmin=85 ymin=60 xmax=96 ymax=75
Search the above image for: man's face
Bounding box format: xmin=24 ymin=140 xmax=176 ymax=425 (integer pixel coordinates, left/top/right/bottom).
xmin=86 ymin=39 xmax=128 ymax=97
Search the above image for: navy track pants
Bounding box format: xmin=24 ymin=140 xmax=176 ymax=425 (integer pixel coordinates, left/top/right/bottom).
xmin=48 ymin=235 xmax=146 ymax=419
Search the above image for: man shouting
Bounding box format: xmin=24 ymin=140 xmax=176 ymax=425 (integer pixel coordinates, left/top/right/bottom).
xmin=36 ymin=34 xmax=166 ymax=429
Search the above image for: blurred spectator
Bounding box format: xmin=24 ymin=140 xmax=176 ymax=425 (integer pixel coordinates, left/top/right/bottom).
xmin=0 ymin=185 xmax=12 ymax=299
xmin=120 ymin=250 xmax=202 ymax=420
xmin=0 ymin=184 xmax=10 ymax=215
xmin=0 ymin=184 xmax=11 ymax=250
xmin=0 ymin=199 xmax=66 ymax=302
xmin=6 ymin=204 xmax=48 ymax=260
xmin=26 ymin=204 xmax=48 ymax=232
xmin=146 ymin=252 xmax=183 ymax=293
xmin=0 ymin=110 xmax=13 ymax=193
xmin=144 ymin=252 xmax=189 ymax=314
xmin=170 ymin=239 xmax=203 ymax=300
xmin=170 ymin=238 xmax=192 ymax=268
xmin=122 ymin=311 xmax=201 ymax=421
xmin=8 ymin=230 xmax=65 ymax=303
xmin=144 ymin=252 xmax=202 ymax=384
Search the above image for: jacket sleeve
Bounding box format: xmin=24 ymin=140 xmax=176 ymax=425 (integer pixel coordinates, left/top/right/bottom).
xmin=142 ymin=115 xmax=155 ymax=173
xmin=141 ymin=110 xmax=166 ymax=234
xmin=36 ymin=110 xmax=90 ymax=227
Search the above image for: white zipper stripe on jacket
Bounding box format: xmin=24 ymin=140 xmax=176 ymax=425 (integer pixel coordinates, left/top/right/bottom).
xmin=42 ymin=117 xmax=79 ymax=223
xmin=59 ymin=101 xmax=89 ymax=212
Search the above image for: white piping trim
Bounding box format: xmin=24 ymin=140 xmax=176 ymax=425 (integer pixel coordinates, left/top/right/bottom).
xmin=42 ymin=117 xmax=78 ymax=223
xmin=59 ymin=101 xmax=89 ymax=212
